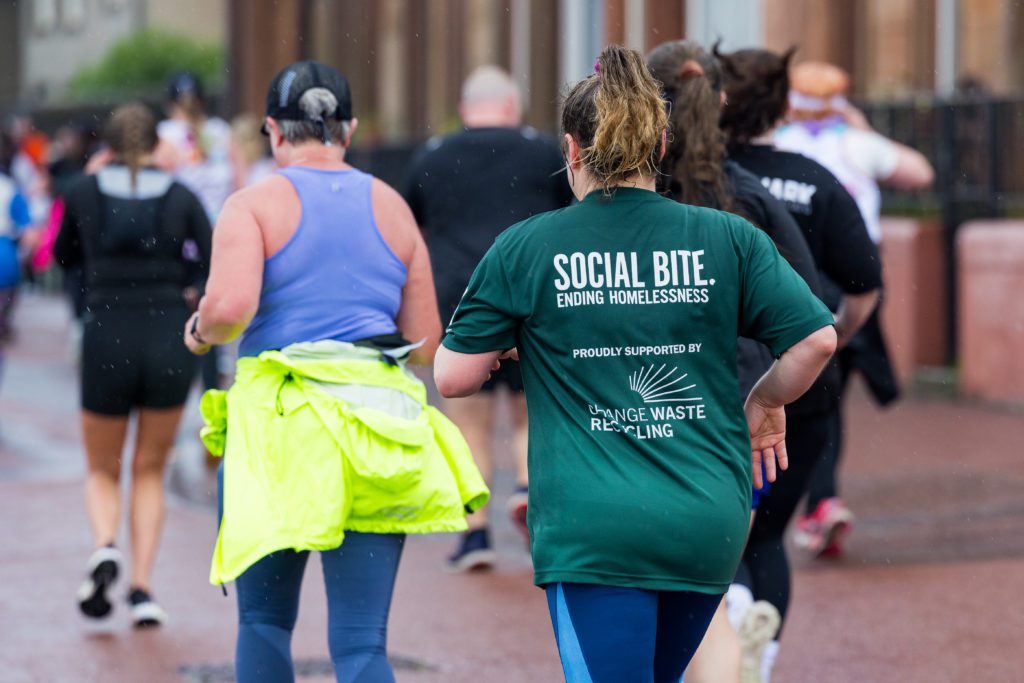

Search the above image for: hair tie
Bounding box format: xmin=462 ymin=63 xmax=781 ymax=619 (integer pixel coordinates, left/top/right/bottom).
xmin=314 ymin=117 xmax=331 ymax=146
xmin=594 ymin=60 xmax=601 ymax=75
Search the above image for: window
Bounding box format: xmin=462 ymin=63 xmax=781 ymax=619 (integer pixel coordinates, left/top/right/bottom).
xmin=33 ymin=0 xmax=59 ymax=35
xmin=62 ymin=0 xmax=89 ymax=31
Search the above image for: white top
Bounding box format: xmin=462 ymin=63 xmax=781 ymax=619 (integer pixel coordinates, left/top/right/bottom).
xmin=157 ymin=117 xmax=234 ymax=221
xmin=775 ymin=121 xmax=899 ymax=243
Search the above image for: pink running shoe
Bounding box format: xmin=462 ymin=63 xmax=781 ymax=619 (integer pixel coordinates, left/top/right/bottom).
xmin=794 ymin=498 xmax=854 ymax=558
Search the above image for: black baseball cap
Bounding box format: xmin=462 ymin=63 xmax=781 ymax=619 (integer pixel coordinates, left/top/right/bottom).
xmin=167 ymin=71 xmax=204 ymax=102
xmin=264 ymin=61 xmax=353 ymax=130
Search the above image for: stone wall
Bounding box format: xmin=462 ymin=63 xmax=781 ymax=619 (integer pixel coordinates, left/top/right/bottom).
xmin=879 ymin=218 xmax=947 ymax=382
xmin=957 ymin=221 xmax=1024 ymax=404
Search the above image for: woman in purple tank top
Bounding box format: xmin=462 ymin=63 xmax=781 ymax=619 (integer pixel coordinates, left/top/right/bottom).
xmin=184 ymin=62 xmax=449 ymax=682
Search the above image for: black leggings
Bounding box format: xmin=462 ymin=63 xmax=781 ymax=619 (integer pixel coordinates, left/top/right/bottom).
xmin=806 ymin=395 xmax=845 ymax=510
xmin=807 ymin=308 xmax=901 ymax=512
xmin=735 ymin=409 xmax=836 ymax=635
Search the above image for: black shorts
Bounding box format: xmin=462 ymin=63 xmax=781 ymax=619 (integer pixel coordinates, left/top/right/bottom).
xmin=481 ymin=359 xmax=524 ymax=393
xmin=80 ymin=302 xmax=196 ymax=415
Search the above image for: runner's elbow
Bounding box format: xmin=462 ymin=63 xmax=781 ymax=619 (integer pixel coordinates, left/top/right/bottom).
xmin=200 ymin=292 xmax=256 ymax=330
xmin=435 ymin=373 xmax=471 ymax=398
xmin=433 ymin=349 xmax=479 ymax=398
xmin=808 ymin=325 xmax=838 ymax=360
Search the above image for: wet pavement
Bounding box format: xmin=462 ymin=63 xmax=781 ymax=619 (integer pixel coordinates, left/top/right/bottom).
xmin=1 ymin=291 xmax=1022 ymax=682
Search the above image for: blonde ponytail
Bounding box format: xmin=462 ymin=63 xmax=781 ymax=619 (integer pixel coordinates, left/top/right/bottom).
xmin=562 ymin=45 xmax=668 ymax=193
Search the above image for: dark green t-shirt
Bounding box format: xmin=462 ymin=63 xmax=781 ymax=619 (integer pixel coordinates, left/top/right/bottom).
xmin=442 ymin=188 xmax=833 ymax=593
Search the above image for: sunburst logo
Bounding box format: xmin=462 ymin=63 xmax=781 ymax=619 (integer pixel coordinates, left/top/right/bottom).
xmin=628 ymin=364 xmax=703 ymax=404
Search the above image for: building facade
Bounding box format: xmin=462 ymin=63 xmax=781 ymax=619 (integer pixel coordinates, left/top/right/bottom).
xmin=2 ymin=0 xmax=226 ymax=106
xmin=230 ymin=0 xmax=1024 ymax=143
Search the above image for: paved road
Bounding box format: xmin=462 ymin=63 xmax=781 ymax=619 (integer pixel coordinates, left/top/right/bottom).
xmin=1 ymin=292 xmax=1022 ymax=682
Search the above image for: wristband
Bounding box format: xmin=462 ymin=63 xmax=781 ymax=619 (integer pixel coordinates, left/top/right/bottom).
xmin=190 ymin=315 xmax=209 ymax=345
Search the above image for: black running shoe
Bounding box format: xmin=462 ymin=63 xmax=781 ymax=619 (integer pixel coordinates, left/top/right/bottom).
xmin=77 ymin=546 xmax=123 ymax=619
xmin=446 ymin=528 xmax=496 ymax=573
xmin=127 ymin=587 xmax=168 ymax=628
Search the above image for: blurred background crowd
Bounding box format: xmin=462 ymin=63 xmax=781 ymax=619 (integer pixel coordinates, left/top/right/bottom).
xmin=1 ymin=0 xmax=1023 ymax=396
xmin=0 ymin=2 xmax=1022 ymax=682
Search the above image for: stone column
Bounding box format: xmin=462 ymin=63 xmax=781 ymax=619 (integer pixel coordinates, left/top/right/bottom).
xmin=465 ymin=0 xmax=501 ymax=70
xmin=858 ymin=0 xmax=934 ymax=96
xmin=644 ymin=0 xmax=685 ymax=52
xmin=376 ymin=0 xmax=409 ymax=141
xmin=960 ymin=0 xmax=1024 ymax=93
xmin=526 ymin=0 xmax=561 ymax=132
xmin=228 ymin=0 xmax=305 ymax=116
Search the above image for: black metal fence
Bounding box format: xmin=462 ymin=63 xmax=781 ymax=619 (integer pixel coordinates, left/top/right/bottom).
xmin=862 ymin=95 xmax=1024 ymax=218
xmin=862 ymin=95 xmax=1024 ymax=361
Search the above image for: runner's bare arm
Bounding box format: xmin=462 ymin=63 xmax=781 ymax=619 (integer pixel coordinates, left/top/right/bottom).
xmin=883 ymin=146 xmax=934 ymax=190
xmin=745 ymin=325 xmax=837 ymax=488
xmin=372 ymin=179 xmax=442 ymax=365
xmin=190 ymin=194 xmax=264 ymax=347
xmin=834 ymin=289 xmax=879 ymax=349
xmin=434 ymin=347 xmax=503 ymax=398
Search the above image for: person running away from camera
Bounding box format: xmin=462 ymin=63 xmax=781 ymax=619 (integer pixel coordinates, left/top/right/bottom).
xmin=435 ymin=45 xmax=836 ymax=683
xmin=185 ymin=61 xmax=487 ymax=683
xmin=646 ymin=38 xmax=827 ymax=683
xmin=55 ymin=103 xmax=212 ymax=627
xmin=715 ymin=45 xmax=885 ymax=682
xmin=403 ymin=65 xmax=573 ymax=571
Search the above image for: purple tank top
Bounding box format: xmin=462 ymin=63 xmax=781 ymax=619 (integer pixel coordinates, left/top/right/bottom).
xmin=239 ymin=167 xmax=407 ymax=357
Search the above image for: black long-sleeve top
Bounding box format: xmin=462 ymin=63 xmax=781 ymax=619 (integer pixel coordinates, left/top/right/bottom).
xmin=55 ymin=165 xmax=212 ymax=307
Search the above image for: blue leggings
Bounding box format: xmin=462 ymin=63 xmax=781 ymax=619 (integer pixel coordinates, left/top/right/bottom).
xmin=546 ymin=582 xmax=721 ymax=683
xmin=219 ymin=469 xmax=405 ymax=682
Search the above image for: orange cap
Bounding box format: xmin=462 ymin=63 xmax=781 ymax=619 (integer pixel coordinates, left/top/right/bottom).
xmin=788 ymin=61 xmax=850 ymax=120
xmin=790 ymin=61 xmax=849 ymax=98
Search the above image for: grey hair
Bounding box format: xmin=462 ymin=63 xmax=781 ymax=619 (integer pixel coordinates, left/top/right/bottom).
xmin=277 ymin=87 xmax=350 ymax=145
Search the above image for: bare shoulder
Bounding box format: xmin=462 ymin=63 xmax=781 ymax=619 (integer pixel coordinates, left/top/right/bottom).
xmin=229 ymin=173 xmax=299 ymax=227
xmin=230 ymin=173 xmax=296 ymax=210
xmin=370 ymin=177 xmax=414 ymax=220
xmin=370 ymin=177 xmax=418 ymax=264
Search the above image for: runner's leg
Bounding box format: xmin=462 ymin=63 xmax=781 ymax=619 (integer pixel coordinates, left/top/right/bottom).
xmin=683 ymin=597 xmax=741 ymax=683
xmin=546 ymin=582 xmax=658 ymax=682
xmin=322 ymin=532 xmax=405 ymax=682
xmin=652 ymin=589 xmax=723 ymax=682
xmin=740 ymin=410 xmax=832 ymax=633
xmin=129 ymin=406 xmax=185 ymax=591
xmin=235 ymin=549 xmax=310 ymax=682
xmin=82 ymin=411 xmax=129 ymax=546
xmin=806 ymin=359 xmax=851 ymax=513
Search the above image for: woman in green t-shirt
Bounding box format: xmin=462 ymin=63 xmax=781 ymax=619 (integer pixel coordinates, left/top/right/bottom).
xmin=435 ymin=45 xmax=836 ymax=682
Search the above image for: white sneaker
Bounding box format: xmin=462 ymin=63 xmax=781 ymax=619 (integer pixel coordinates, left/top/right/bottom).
xmin=726 ymin=582 xmax=755 ymax=630
xmin=77 ymin=546 xmax=123 ymax=619
xmin=127 ymin=588 xmax=168 ymax=628
xmin=738 ymin=601 xmax=781 ymax=683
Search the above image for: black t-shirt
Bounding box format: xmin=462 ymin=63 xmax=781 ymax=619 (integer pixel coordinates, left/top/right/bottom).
xmin=730 ymin=144 xmax=882 ymax=306
xmin=667 ymin=161 xmax=824 ymax=401
xmin=732 ymin=144 xmax=882 ymax=414
xmin=723 ymin=160 xmax=821 ymax=295
xmin=55 ymin=166 xmax=212 ymax=305
xmin=403 ymin=126 xmax=574 ymax=320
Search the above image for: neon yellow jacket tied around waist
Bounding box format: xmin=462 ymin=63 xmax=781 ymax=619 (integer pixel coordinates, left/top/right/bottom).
xmin=201 ymin=341 xmax=489 ymax=584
